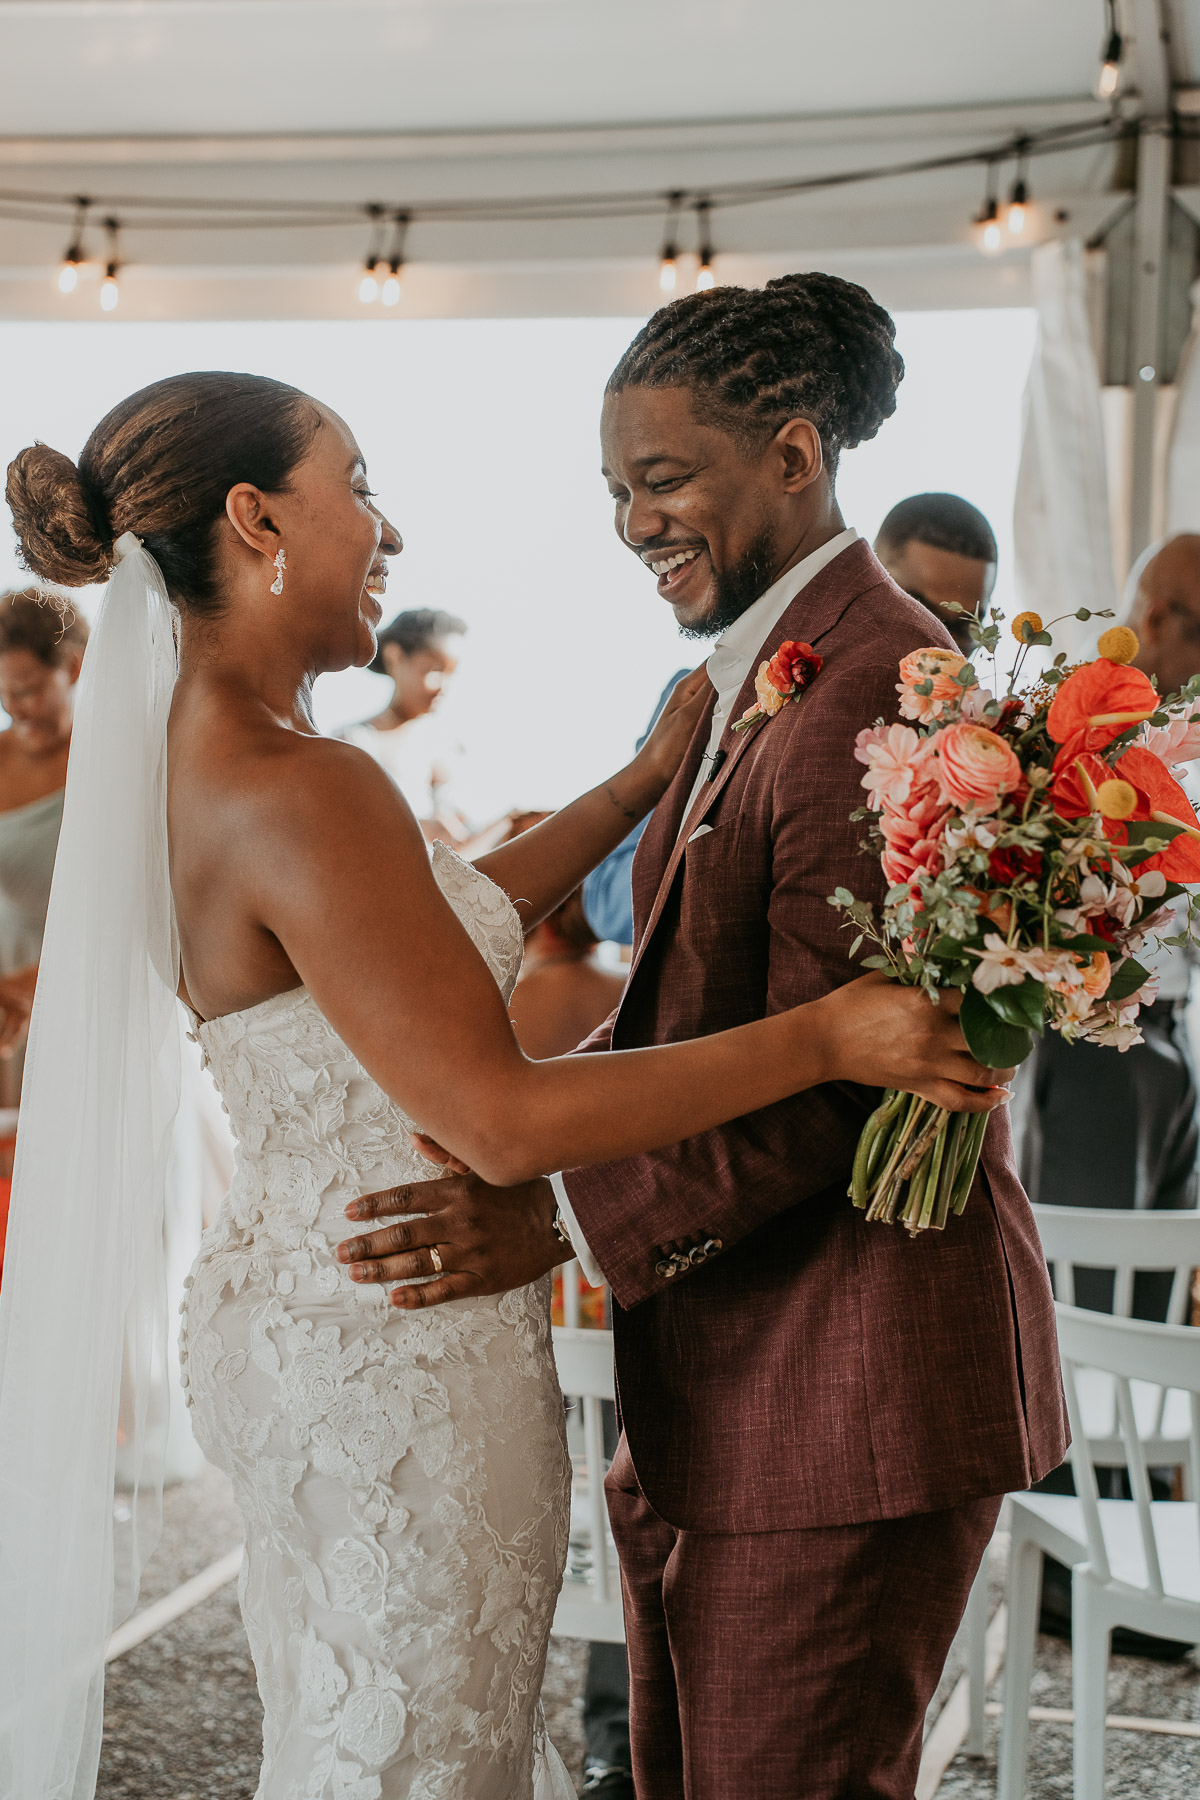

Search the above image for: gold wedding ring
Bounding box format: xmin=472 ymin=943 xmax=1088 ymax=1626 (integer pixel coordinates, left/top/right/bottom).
xmin=429 ymin=1245 xmax=444 ymax=1275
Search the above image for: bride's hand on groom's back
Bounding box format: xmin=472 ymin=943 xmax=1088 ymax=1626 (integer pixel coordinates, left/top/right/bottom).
xmin=336 ymin=1162 xmax=569 ymax=1309
xmin=814 ymin=972 xmax=1014 ymax=1114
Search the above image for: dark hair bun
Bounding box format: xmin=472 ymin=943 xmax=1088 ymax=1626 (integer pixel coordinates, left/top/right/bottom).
xmin=6 ymin=443 xmax=112 ymax=588
xmin=607 ymin=269 xmax=904 ymax=464
xmin=760 ymin=271 xmax=904 ymax=452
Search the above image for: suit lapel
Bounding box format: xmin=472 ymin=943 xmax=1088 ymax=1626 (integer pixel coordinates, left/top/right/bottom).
xmin=620 ymin=538 xmax=887 ymax=1010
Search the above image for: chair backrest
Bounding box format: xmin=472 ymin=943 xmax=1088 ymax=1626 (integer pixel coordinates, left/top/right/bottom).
xmin=1033 ymin=1205 xmax=1200 ymax=1323
xmin=1055 ymin=1302 xmax=1200 ymax=1595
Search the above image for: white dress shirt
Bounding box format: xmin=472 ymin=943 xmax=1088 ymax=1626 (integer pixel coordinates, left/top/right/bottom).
xmin=553 ymin=528 xmax=860 ymax=1285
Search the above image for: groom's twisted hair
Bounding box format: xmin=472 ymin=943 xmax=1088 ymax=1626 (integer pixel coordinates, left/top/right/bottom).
xmin=6 ymin=371 xmax=321 ymax=612
xmin=606 ymin=272 xmax=904 ymax=468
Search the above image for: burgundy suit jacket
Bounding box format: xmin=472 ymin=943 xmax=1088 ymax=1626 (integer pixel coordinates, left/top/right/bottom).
xmin=562 ymin=540 xmax=1068 ymax=1534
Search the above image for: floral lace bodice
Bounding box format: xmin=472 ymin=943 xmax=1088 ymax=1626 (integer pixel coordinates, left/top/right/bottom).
xmin=178 ymin=844 xmax=573 ymax=1800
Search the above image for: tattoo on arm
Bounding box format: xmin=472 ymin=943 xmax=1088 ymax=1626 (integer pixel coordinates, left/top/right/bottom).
xmin=604 ymin=783 xmax=641 ymax=823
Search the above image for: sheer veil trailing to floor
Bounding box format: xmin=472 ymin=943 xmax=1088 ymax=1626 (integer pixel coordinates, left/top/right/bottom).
xmin=0 ymin=536 xmax=182 ymax=1800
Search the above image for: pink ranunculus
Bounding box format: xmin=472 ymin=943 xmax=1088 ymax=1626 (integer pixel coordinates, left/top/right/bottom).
xmin=896 ymin=647 xmax=972 ymax=726
xmin=879 ymin=782 xmax=949 ymax=886
xmin=934 ymin=723 xmax=1023 ymax=816
xmin=854 ymin=722 xmax=934 ymax=812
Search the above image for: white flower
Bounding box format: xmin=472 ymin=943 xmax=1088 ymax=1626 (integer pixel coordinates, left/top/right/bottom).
xmin=1017 ymin=946 xmax=1085 ymax=990
xmin=970 ymin=934 xmax=1029 ymax=993
xmin=942 ymin=815 xmax=1000 ymax=862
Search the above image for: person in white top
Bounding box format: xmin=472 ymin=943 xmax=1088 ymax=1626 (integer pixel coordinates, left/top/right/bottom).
xmin=339 ymin=606 xmax=469 ymax=844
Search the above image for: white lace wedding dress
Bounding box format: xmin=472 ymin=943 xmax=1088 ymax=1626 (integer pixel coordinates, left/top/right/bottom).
xmin=179 ymin=844 xmax=575 ymax=1800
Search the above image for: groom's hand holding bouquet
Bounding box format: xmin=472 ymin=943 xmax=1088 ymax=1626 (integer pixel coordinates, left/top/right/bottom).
xmin=833 ymin=603 xmax=1200 ymax=1235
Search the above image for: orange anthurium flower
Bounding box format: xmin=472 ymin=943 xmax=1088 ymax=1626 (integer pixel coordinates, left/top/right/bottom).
xmin=1113 ymin=745 xmax=1200 ymax=879
xmin=1045 ymin=659 xmax=1159 ymax=752
xmin=1049 ymin=749 xmax=1113 ymax=818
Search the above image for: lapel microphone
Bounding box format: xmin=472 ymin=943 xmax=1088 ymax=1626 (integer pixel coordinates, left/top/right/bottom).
xmin=705 ymin=747 xmax=727 ymax=783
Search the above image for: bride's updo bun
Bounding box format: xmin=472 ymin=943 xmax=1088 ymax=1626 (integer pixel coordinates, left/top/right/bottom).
xmin=6 ymin=443 xmax=113 ymax=588
xmin=5 ymin=371 xmax=321 ymax=612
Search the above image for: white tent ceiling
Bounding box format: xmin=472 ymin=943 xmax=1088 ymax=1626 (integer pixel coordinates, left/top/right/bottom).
xmin=0 ymin=0 xmax=1195 ymax=317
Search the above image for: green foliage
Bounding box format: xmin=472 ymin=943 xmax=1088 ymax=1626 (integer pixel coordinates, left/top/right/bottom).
xmin=959 ymin=985 xmax=1035 ymax=1068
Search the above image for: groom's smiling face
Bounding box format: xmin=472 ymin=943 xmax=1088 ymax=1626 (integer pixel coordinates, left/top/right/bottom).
xmin=600 ymin=384 xmax=806 ymax=639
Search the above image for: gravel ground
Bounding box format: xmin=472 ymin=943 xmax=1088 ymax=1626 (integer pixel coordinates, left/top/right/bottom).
xmin=99 ymin=1466 xmax=1199 ymax=1798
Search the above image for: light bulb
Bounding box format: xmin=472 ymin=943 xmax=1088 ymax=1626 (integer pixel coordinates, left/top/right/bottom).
xmin=982 ymin=220 xmax=1002 ymax=253
xmin=381 ymin=269 xmax=402 ymax=306
xmin=1006 ymin=201 xmax=1027 ymax=235
xmin=659 ymin=255 xmax=677 ymax=293
xmin=696 ymin=260 xmax=715 ymax=291
xmin=1097 ymin=58 xmax=1120 ymax=98
xmin=57 ymin=260 xmax=79 ymax=294
xmin=358 ymin=267 xmax=379 ymax=304
xmin=99 ymin=273 xmax=119 ymax=311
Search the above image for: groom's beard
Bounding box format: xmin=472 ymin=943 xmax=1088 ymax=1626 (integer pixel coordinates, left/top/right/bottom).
xmin=677 ymin=524 xmax=778 ymax=640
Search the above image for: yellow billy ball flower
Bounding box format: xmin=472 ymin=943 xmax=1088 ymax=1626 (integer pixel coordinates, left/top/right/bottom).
xmin=1096 ymin=778 xmax=1138 ymax=820
xmin=1012 ymin=611 xmax=1043 ymax=642
xmin=1097 ymin=625 xmax=1139 ymax=664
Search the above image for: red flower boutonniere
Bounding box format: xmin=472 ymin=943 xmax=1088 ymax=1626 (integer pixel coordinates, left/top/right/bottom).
xmin=732 ymin=640 xmax=823 ymax=733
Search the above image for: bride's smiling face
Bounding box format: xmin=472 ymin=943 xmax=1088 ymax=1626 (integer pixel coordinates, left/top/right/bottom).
xmin=225 ymin=405 xmax=402 ymax=672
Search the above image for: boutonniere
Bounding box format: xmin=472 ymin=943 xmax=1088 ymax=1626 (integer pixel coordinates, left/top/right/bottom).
xmin=732 ymin=640 xmax=824 ymax=733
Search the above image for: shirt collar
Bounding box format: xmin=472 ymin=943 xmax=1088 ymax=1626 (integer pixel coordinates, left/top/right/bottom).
xmin=705 ymin=527 xmax=858 ymax=720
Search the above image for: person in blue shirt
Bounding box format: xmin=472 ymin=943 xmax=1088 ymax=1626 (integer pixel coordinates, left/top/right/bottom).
xmin=582 ymin=669 xmax=689 ymax=948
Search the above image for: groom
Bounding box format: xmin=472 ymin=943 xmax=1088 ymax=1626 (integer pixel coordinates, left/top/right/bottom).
xmin=339 ymin=275 xmax=1067 ymax=1798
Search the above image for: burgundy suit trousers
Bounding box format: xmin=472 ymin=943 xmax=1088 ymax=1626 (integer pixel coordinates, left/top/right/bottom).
xmin=606 ymin=1438 xmax=1000 ymax=1800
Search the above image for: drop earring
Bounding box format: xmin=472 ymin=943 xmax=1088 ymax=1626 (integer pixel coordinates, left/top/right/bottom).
xmin=271 ymin=549 xmax=286 ymax=595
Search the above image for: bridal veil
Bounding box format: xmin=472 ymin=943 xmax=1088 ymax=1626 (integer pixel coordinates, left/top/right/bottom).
xmin=0 ymin=537 xmax=181 ymax=1799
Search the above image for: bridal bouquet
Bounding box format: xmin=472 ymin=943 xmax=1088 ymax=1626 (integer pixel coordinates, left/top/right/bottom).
xmin=831 ymin=606 xmax=1200 ymax=1234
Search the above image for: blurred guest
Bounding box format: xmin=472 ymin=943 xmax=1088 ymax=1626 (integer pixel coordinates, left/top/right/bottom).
xmin=340 ymin=607 xmax=470 ymax=845
xmin=1022 ymin=533 xmax=1200 ymax=1656
xmin=0 ymin=588 xmax=87 ymax=1096
xmin=508 ymin=824 xmax=627 ymax=1060
xmin=583 ymin=668 xmax=689 ymax=946
xmin=874 ymin=492 xmax=997 ymax=653
xmin=0 ymin=588 xmax=86 ymax=1286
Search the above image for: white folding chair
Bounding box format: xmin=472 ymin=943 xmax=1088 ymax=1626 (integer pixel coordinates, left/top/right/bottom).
xmin=1033 ymin=1205 xmax=1200 ymax=1477
xmin=551 ymin=1323 xmax=625 ymax=1643
xmin=963 ymin=1206 xmax=1200 ymax=1752
xmin=997 ymin=1304 xmax=1200 ymax=1800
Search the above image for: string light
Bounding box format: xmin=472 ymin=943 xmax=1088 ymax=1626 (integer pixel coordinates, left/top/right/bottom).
xmin=55 ymin=195 xmax=90 ymax=294
xmin=658 ymin=189 xmax=684 ymax=293
xmin=379 ymin=212 xmax=410 ymax=306
xmin=695 ymin=200 xmax=716 ymax=290
xmin=974 ymin=164 xmax=1002 ymax=253
xmin=1004 ymin=142 xmax=1031 ymax=235
xmin=357 ymin=204 xmax=385 ymax=303
xmin=99 ymin=217 xmax=120 ymax=310
xmin=1097 ymin=0 xmax=1123 ymax=99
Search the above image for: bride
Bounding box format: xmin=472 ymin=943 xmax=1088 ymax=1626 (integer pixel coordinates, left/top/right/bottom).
xmin=0 ymin=372 xmax=1007 ymax=1800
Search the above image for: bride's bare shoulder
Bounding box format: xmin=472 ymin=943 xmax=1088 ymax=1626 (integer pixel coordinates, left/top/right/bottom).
xmin=168 ymin=689 xmax=421 ymax=862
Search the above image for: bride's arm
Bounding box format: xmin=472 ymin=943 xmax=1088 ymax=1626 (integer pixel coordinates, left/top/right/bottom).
xmin=472 ymin=665 xmax=710 ymax=929
xmin=247 ymin=739 xmax=1004 ymax=1191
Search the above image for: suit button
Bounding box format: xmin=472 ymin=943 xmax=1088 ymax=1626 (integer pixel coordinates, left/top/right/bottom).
xmin=656 ymin=1259 xmax=676 ymax=1277
xmin=705 ymin=1238 xmax=723 ymax=1255
xmin=688 ymin=1246 xmax=707 ymax=1266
